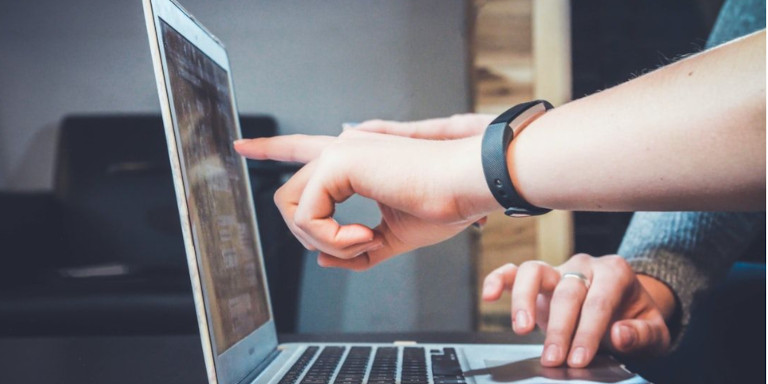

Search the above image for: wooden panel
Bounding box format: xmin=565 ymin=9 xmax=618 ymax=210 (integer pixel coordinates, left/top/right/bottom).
xmin=472 ymin=0 xmax=535 ymax=331
xmin=472 ymin=0 xmax=573 ymax=330
xmin=533 ymin=0 xmax=574 ymax=266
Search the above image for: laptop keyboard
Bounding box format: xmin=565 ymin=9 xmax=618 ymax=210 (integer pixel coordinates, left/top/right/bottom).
xmin=337 ymin=347 xmax=374 ymax=383
xmin=277 ymin=346 xmax=466 ymax=384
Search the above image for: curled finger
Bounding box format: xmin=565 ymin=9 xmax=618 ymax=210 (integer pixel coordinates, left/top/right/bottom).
xmin=273 ymin=162 xmax=318 ymax=251
xmin=293 ymin=156 xmax=379 ymax=256
xmin=511 ymin=260 xmax=560 ymax=335
xmin=482 ymin=263 xmax=518 ymax=302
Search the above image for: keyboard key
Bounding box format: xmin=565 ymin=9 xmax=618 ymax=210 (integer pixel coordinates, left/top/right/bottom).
xmin=334 ymin=346 xmax=371 ymax=384
xmin=278 ymin=347 xmax=320 ymax=384
xmin=281 ymin=345 xmax=466 ymax=384
xmin=300 ymin=346 xmax=346 ymax=384
xmin=401 ymin=347 xmax=427 ymax=384
xmin=368 ymin=347 xmax=397 ymax=383
xmin=431 ymin=347 xmax=466 ymax=382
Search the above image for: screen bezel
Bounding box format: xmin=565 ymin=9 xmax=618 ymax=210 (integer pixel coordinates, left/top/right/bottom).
xmin=143 ymin=1 xmax=278 ymax=383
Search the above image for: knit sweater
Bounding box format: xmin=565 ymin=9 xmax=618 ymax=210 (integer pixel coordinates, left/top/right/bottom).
xmin=618 ymin=212 xmax=764 ymax=344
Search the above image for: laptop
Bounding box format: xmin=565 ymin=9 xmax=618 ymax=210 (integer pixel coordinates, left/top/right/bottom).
xmin=143 ymin=1 xmax=647 ymax=383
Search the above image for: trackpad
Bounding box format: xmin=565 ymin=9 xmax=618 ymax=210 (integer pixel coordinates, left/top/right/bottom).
xmin=466 ymin=356 xmax=636 ymax=383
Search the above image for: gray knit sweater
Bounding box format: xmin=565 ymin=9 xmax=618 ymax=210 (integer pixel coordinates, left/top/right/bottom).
xmin=618 ymin=0 xmax=766 ymax=346
xmin=618 ymin=212 xmax=764 ymax=343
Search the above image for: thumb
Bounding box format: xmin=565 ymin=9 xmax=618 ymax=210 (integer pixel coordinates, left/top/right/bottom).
xmin=609 ymin=318 xmax=670 ymax=355
xmin=315 ymin=220 xmax=405 ymax=271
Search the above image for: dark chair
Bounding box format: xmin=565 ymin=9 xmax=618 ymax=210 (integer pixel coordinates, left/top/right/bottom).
xmin=0 ymin=115 xmax=303 ymax=335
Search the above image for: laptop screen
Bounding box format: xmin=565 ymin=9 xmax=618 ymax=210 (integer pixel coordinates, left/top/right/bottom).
xmin=160 ymin=20 xmax=270 ymax=354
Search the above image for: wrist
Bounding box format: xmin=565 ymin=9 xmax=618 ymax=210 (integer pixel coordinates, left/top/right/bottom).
xmin=485 ymin=101 xmax=553 ymax=216
xmin=637 ymin=274 xmax=677 ymax=321
xmin=449 ymin=135 xmax=505 ymax=221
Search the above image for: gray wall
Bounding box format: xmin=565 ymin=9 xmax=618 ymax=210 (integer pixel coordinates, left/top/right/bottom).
xmin=0 ymin=0 xmax=475 ymax=332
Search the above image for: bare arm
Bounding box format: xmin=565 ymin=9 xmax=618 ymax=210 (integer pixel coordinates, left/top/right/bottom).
xmin=510 ymin=30 xmax=766 ymax=212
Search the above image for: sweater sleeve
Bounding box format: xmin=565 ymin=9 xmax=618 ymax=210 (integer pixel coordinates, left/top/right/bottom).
xmin=617 ymin=211 xmax=764 ymax=347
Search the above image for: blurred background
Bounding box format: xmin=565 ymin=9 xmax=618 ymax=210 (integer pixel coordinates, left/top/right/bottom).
xmin=0 ymin=0 xmax=748 ymax=342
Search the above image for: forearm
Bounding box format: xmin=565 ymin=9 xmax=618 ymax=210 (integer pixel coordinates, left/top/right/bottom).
xmin=510 ymin=30 xmax=765 ymax=212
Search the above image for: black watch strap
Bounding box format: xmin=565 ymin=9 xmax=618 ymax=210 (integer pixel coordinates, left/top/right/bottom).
xmin=481 ymin=100 xmax=553 ymax=217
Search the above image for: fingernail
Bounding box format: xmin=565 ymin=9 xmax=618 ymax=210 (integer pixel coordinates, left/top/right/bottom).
xmin=618 ymin=325 xmax=636 ymax=348
xmin=342 ymin=122 xmax=360 ymax=131
xmin=543 ymin=344 xmax=560 ymax=363
xmin=482 ymin=279 xmax=497 ymax=295
xmin=233 ymin=139 xmax=247 ymax=145
xmin=570 ymin=347 xmax=587 ymax=366
xmin=514 ymin=310 xmax=528 ymax=331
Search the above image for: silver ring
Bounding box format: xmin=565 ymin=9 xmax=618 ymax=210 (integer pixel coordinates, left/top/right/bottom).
xmin=561 ymin=272 xmax=591 ymax=290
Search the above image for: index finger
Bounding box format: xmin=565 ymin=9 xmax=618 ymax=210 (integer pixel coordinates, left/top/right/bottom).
xmin=352 ymin=115 xmax=490 ymax=139
xmin=234 ymin=134 xmax=336 ymax=163
xmin=567 ymin=258 xmax=632 ymax=367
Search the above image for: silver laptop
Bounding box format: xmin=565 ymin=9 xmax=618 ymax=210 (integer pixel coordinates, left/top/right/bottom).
xmin=143 ymin=1 xmax=647 ymax=383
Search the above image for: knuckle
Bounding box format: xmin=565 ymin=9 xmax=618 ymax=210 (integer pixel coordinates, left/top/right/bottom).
xmin=553 ymin=285 xmax=583 ymax=302
xmin=293 ymin=213 xmax=311 ymax=232
xmin=511 ymin=286 xmax=536 ymax=302
xmin=601 ymin=256 xmax=634 ymax=285
xmin=570 ymin=253 xmax=592 ymax=263
xmin=573 ymin=331 xmax=602 ymax=346
xmin=519 ymin=260 xmax=545 ymax=273
xmin=491 ymin=263 xmax=516 ymax=276
xmin=274 ymin=186 xmax=287 ymax=204
xmin=603 ymin=255 xmax=630 ymax=271
xmin=320 ymin=144 xmax=349 ymax=167
xmin=503 ymin=262 xmax=518 ymax=269
xmin=338 ymin=129 xmax=361 ymax=139
xmin=544 ymin=325 xmax=571 ymax=341
xmin=499 ymin=263 xmax=518 ymax=274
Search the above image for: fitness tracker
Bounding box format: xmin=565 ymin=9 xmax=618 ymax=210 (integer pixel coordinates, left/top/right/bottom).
xmin=481 ymin=100 xmax=553 ymax=217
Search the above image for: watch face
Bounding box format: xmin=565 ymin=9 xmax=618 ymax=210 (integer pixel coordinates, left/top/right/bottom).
xmin=507 ymin=102 xmax=549 ymax=136
xmin=485 ymin=100 xmax=554 ymax=219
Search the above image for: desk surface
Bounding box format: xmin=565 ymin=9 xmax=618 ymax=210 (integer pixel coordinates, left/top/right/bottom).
xmin=0 ymin=332 xmax=542 ymax=384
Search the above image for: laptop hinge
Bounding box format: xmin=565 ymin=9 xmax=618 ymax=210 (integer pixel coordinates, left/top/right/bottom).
xmin=236 ymin=348 xmax=282 ymax=384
